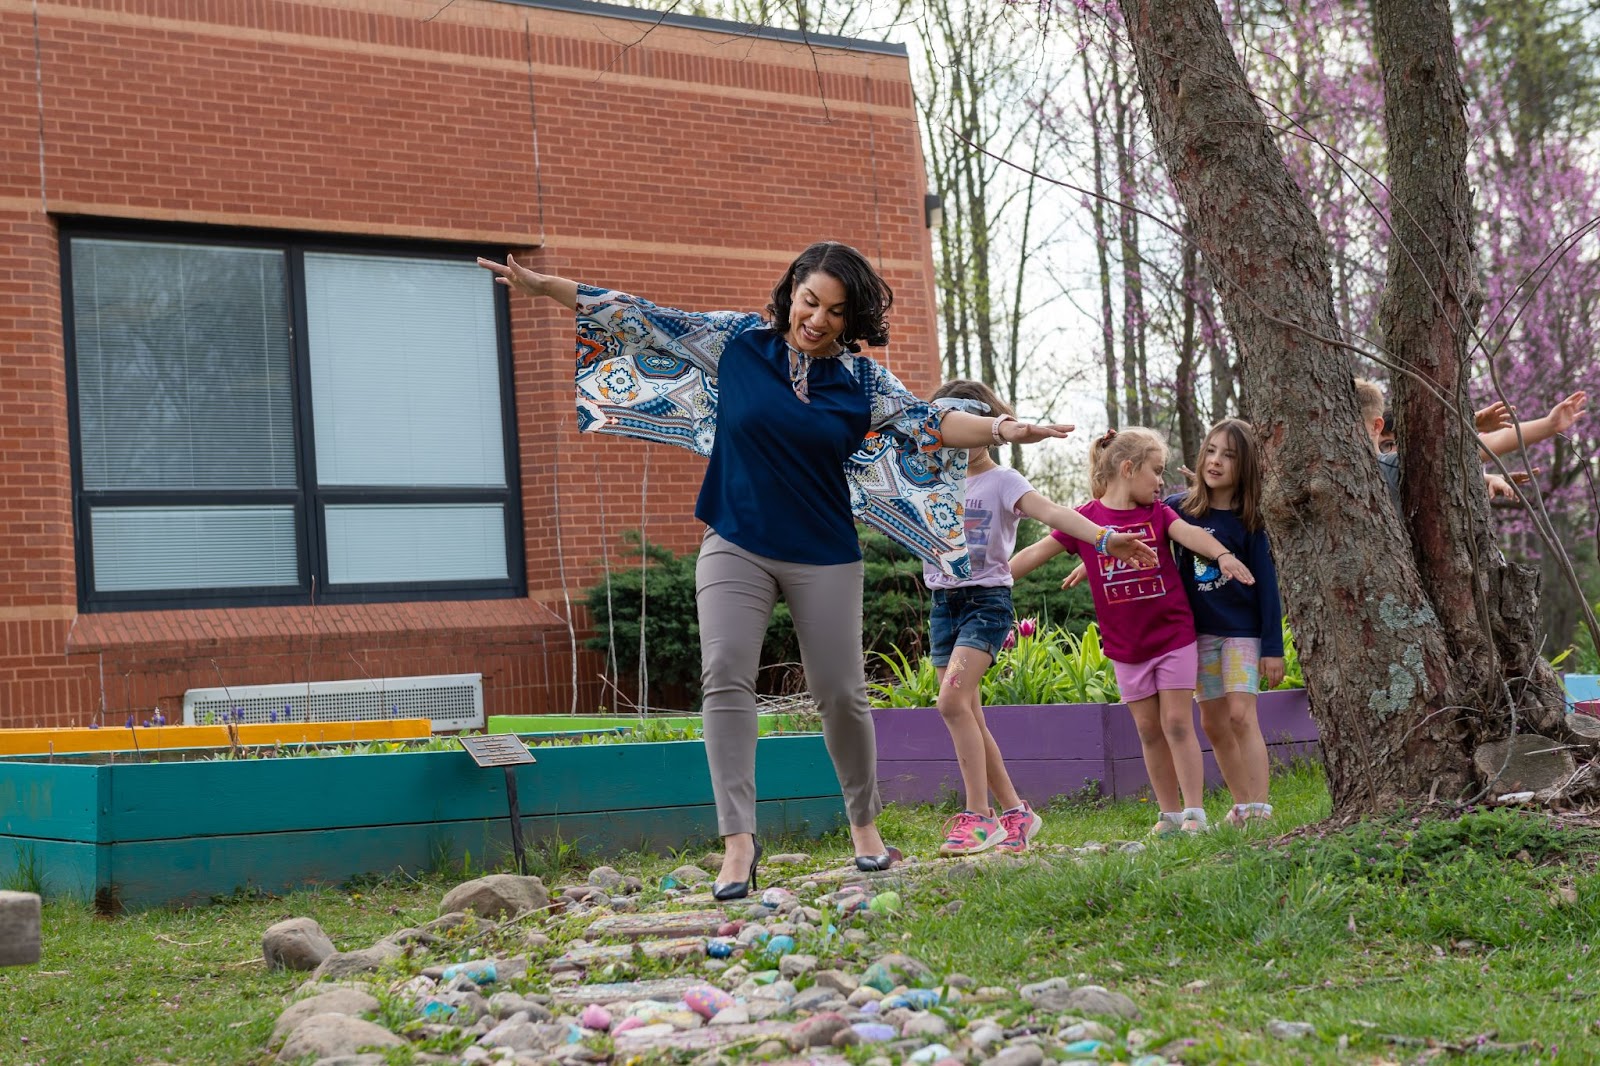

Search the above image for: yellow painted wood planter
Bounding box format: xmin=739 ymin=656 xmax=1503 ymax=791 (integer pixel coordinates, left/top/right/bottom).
xmin=0 ymin=718 xmax=433 ymax=756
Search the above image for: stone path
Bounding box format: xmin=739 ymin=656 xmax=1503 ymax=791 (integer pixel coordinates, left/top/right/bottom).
xmin=258 ymin=849 xmax=1315 ymax=1065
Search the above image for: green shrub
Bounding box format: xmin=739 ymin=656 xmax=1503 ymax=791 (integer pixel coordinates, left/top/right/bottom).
xmin=581 ymin=532 xmax=703 ymax=699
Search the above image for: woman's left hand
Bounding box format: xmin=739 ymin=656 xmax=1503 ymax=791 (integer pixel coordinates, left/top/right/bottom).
xmin=1000 ymin=420 xmax=1075 ymax=445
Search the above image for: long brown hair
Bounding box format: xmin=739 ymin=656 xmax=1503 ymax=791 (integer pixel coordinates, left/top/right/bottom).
xmin=1087 ymin=426 xmax=1167 ymax=499
xmin=1180 ymin=418 xmax=1263 ymax=532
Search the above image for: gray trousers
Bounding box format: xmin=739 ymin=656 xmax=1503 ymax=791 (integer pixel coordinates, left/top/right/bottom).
xmin=696 ymin=532 xmax=883 ymax=836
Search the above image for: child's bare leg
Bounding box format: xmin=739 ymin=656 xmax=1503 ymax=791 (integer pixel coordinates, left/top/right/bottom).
xmin=1199 ymin=696 xmax=1247 ymax=806
xmin=1127 ymin=696 xmax=1181 ymax=815
xmin=1159 ymin=689 xmax=1206 ymax=809
xmin=975 ymin=708 xmax=1022 ymax=812
xmin=1225 ymin=692 xmax=1271 ymax=805
xmin=936 ymin=648 xmax=995 ymax=812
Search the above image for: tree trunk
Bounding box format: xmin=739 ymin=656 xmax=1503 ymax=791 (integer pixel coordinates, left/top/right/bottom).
xmin=1117 ymin=0 xmax=1474 ymax=813
xmin=1176 ymin=220 xmax=1202 ymax=467
xmin=1084 ymin=45 xmax=1120 ymax=430
xmin=1373 ymin=0 xmax=1568 ymax=730
xmin=1112 ymin=61 xmax=1146 ymax=426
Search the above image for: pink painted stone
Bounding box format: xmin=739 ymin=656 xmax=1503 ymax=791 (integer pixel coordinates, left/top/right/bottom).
xmin=612 ymin=1016 xmax=645 ymax=1034
xmin=717 ymin=920 xmax=743 ymax=937
xmin=683 ymin=985 xmax=737 ymax=1020
xmin=580 ymin=1004 xmax=612 ymax=1031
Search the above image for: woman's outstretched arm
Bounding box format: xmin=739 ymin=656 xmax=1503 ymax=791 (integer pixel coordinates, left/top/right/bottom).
xmin=478 ymin=253 xmax=578 ymax=310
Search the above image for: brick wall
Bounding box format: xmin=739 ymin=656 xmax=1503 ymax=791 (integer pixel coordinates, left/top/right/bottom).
xmin=0 ymin=0 xmax=938 ymax=727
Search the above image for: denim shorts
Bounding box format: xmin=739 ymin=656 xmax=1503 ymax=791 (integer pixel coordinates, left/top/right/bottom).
xmin=929 ymin=585 xmax=1015 ymax=666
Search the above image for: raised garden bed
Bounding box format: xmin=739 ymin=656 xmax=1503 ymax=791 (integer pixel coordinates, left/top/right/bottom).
xmin=0 ymin=734 xmax=841 ymax=910
xmin=873 ymin=689 xmax=1317 ymax=804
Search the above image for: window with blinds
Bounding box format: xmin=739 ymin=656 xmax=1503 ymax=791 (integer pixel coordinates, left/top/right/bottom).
xmin=65 ymin=230 xmax=523 ymax=610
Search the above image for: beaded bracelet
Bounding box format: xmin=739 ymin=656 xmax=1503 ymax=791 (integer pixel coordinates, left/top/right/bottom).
xmin=991 ymin=414 xmax=1017 ymax=445
xmin=1094 ymin=527 xmax=1114 ymax=555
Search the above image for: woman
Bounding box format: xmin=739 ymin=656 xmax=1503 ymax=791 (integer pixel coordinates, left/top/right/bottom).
xmin=480 ymin=242 xmax=1072 ymax=898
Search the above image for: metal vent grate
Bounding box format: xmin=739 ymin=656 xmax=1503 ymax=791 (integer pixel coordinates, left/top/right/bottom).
xmin=182 ymin=673 xmax=483 ymax=732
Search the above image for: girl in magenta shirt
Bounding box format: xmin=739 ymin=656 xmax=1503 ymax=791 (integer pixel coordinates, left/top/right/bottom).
xmin=1011 ymin=427 xmax=1253 ymax=834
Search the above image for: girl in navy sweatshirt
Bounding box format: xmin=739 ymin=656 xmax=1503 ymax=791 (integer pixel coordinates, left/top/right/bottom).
xmin=1166 ymin=418 xmax=1285 ymax=827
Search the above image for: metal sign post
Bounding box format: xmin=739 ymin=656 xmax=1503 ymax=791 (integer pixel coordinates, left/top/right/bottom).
xmin=458 ymin=735 xmax=538 ymax=876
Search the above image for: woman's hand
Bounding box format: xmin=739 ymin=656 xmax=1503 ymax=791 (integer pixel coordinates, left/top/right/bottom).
xmin=476 ymin=254 xmax=578 ymax=309
xmin=1262 ymin=656 xmax=1286 ymax=688
xmin=999 ymin=419 xmax=1075 ymax=445
xmin=1062 ymin=563 xmax=1088 ymax=590
xmin=1106 ymin=532 xmax=1157 ymax=568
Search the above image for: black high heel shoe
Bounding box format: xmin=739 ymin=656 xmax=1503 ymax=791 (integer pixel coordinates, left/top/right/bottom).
xmin=854 ymin=845 xmax=903 ymax=873
xmin=712 ymin=840 xmax=763 ymax=901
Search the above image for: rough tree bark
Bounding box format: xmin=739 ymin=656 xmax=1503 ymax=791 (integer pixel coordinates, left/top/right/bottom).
xmin=1374 ymin=0 xmax=1569 ymax=733
xmin=1175 ymin=219 xmax=1202 ymax=466
xmin=1116 ymin=0 xmax=1509 ymax=812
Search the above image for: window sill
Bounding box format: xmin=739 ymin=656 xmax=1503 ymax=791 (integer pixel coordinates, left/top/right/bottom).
xmin=65 ymin=597 xmax=568 ymax=656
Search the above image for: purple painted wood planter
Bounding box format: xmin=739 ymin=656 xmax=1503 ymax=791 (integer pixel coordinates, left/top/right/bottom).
xmin=873 ymin=688 xmax=1318 ymax=804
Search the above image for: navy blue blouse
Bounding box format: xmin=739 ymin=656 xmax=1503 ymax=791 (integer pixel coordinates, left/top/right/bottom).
xmin=696 ymin=329 xmax=872 ymax=565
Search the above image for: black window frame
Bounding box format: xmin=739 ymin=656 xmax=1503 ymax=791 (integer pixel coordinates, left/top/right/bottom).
xmin=61 ymin=218 xmax=527 ymax=612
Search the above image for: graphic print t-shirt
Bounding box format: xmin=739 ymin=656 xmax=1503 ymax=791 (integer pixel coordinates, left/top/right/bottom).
xmin=1050 ymin=499 xmax=1195 ymax=663
xmin=924 ymin=466 xmax=1033 ymax=590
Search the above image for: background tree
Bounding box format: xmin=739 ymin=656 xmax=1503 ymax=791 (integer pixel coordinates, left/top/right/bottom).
xmin=1101 ymin=0 xmax=1593 ymax=814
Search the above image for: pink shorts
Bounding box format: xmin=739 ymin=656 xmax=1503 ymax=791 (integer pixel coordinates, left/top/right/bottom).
xmin=1112 ymin=641 xmax=1199 ymax=704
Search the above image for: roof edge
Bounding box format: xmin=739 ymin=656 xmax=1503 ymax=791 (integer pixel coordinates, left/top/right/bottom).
xmin=495 ymin=0 xmax=908 ymax=58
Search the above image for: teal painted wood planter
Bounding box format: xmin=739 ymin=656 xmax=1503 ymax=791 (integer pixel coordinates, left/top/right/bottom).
xmin=0 ymin=735 xmax=840 ymax=910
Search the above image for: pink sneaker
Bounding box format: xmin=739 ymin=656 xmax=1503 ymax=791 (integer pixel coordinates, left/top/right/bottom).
xmin=938 ymin=810 xmax=1009 ymax=856
xmin=994 ymin=802 xmax=1043 ymax=854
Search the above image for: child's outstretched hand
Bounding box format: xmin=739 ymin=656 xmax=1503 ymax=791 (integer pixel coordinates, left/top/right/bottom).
xmin=1474 ymin=400 xmax=1515 ymax=433
xmin=1218 ymin=554 xmax=1255 ymax=585
xmin=1106 ymin=532 xmax=1158 ymax=569
xmin=1062 ymin=563 xmax=1088 ymax=590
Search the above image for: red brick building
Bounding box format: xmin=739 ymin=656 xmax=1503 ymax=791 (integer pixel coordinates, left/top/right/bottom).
xmin=0 ymin=0 xmax=939 ymax=728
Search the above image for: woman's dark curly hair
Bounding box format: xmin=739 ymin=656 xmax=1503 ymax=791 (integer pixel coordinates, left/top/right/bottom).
xmin=766 ymin=241 xmax=894 ymax=351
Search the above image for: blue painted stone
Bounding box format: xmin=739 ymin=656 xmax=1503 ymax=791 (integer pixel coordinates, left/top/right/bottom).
xmin=763 ymin=934 xmax=795 ymax=956
xmin=1062 ymin=1040 xmax=1108 ymax=1054
xmin=750 ymin=969 xmax=780 ymax=985
xmin=440 ymin=961 xmax=496 ymax=984
xmin=886 ymin=989 xmax=942 ymax=1010
xmin=706 ymin=939 xmax=735 ymax=958
xmin=908 ymin=1044 xmax=953 ymax=1064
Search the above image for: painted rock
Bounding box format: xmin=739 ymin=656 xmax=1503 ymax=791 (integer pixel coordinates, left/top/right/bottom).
xmin=439 ymin=960 xmax=496 ymax=984
xmin=707 ymin=938 xmax=736 ymax=958
xmin=578 ymin=1004 xmax=612 ymax=1031
xmin=1062 ymin=1040 xmax=1108 ymax=1054
xmin=611 ymin=1016 xmax=645 ymax=1034
xmin=867 ymin=891 xmax=901 ymax=914
xmin=716 ymin=920 xmax=743 ymax=937
xmin=907 ymin=1043 xmax=953 ymax=1064
xmin=759 ymin=887 xmax=795 ymax=908
xmin=850 ymin=1023 xmax=897 ymax=1043
xmin=682 ymin=985 xmax=737 ymax=1020
xmin=883 ymin=988 xmax=944 ymax=1010
xmin=763 ymin=935 xmax=796 ymax=956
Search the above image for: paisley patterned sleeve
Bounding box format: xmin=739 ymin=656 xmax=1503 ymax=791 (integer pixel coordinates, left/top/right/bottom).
xmin=573 ymin=285 xmax=763 ymax=457
xmin=862 ymin=359 xmax=946 ymax=452
xmin=844 ymin=355 xmax=971 ymax=579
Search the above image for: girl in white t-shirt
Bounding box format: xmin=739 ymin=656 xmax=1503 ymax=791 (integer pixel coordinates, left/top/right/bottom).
xmin=923 ymin=381 xmax=1157 ymax=856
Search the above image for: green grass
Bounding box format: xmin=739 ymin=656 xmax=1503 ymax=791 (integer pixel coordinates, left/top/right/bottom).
xmin=3 ymin=764 xmax=1598 ymax=1064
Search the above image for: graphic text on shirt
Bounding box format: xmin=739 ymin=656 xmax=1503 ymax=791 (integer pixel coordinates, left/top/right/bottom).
xmin=1097 ymin=520 xmax=1166 ymax=603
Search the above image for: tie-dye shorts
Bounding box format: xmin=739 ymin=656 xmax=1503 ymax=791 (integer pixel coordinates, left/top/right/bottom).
xmin=1196 ymin=634 xmax=1260 ymax=700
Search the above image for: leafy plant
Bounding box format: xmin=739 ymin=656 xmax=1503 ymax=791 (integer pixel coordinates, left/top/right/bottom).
xmin=1264 ymin=620 xmax=1304 ymax=691
xmin=868 ymin=622 xmax=1121 ymax=707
